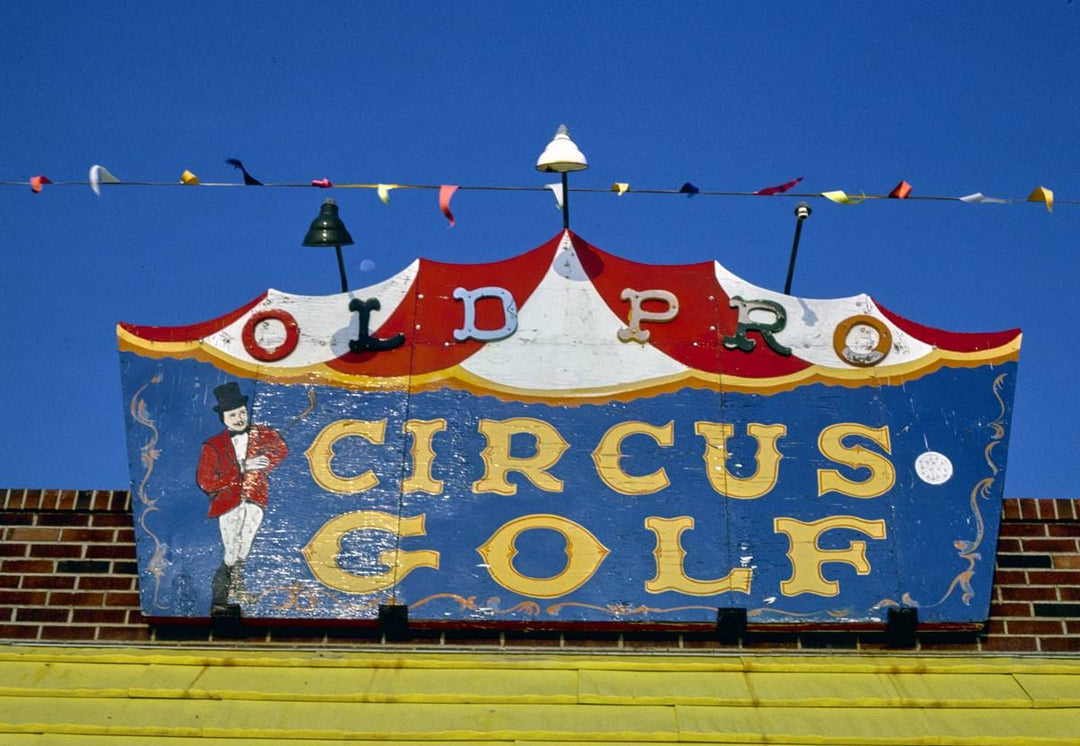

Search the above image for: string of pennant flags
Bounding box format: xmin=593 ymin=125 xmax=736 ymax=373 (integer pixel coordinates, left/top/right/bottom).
xmin=3 ymin=160 xmax=1070 ymax=227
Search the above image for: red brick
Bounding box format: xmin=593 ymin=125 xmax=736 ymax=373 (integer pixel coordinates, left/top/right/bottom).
xmin=1066 ymin=620 xmax=1080 ymax=635
xmin=1000 ymin=587 xmax=1058 ymax=601
xmin=5 ymin=528 xmax=60 ymax=542
xmin=16 ymin=608 xmax=69 ymax=623
xmin=0 ymin=575 xmax=18 ymax=588
xmin=104 ymin=592 xmax=140 ymax=607
xmin=1 ymin=560 xmax=56 ymax=574
xmin=91 ymin=515 xmax=131 ymax=528
xmin=77 ymin=577 xmax=133 ymax=591
xmin=1002 ymin=500 xmax=1021 ymax=520
xmin=39 ymin=625 xmax=96 ymax=641
xmin=993 ymin=524 xmax=1045 ymax=537
xmin=1019 ymin=499 xmax=1040 ymax=520
xmin=1037 ymin=500 xmax=1057 ymax=521
xmin=982 ymin=635 xmax=1039 ymax=652
xmin=116 ymin=529 xmax=136 ymax=544
xmin=21 ymin=490 xmax=42 ymax=509
xmin=36 ymin=514 xmax=91 ymax=527
xmin=1048 ymin=524 xmax=1080 ymax=537
xmin=1040 ymin=637 xmax=1080 ymax=652
xmin=985 ymin=619 xmax=1007 ymax=635
xmin=992 ymin=569 xmax=1028 ymax=586
xmin=96 ymin=626 xmax=151 ymax=642
xmin=29 ymin=544 xmax=83 ymax=559
xmin=990 ymin=602 xmax=1032 ymax=617
xmin=1055 ymin=500 xmax=1077 ymax=520
xmin=995 ymin=538 xmax=1022 ymax=553
xmin=1054 ymin=555 xmax=1080 ymax=569
xmin=72 ymin=608 xmax=128 ymax=624
xmin=23 ymin=575 xmax=75 ymax=590
xmin=108 ymin=493 xmax=131 ymax=511
xmin=126 ymin=609 xmax=148 ymax=624
xmin=0 ymin=513 xmax=33 ymax=526
xmin=48 ymin=591 xmax=105 ymax=606
xmin=84 ymin=545 xmax=134 ymax=560
xmin=1006 ymin=619 xmax=1065 ymax=636
xmin=55 ymin=492 xmax=77 ymax=511
xmin=1027 ymin=570 xmax=1080 ymax=586
xmin=0 ymin=624 xmax=40 ymax=640
xmin=0 ymin=543 xmax=28 ymax=558
xmin=1022 ymin=538 xmax=1079 ymax=553
xmin=1060 ymin=588 xmax=1080 ymax=601
xmin=0 ymin=591 xmax=48 ymax=605
xmin=59 ymin=528 xmax=114 ymax=542
xmin=40 ymin=490 xmax=61 ymax=510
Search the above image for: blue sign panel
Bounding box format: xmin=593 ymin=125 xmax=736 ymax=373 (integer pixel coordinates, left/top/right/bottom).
xmin=119 ymin=232 xmax=1020 ymax=626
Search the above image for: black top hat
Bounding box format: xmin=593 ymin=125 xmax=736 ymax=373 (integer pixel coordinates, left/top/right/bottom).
xmin=212 ymin=382 xmax=249 ymax=413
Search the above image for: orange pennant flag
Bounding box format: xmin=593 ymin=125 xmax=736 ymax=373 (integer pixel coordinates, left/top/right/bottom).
xmin=30 ymin=175 xmax=52 ymax=193
xmin=888 ymin=180 xmax=912 ymax=199
xmin=439 ymin=185 xmax=459 ymax=227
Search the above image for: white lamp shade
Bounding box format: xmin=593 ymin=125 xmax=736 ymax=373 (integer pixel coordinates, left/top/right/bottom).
xmin=535 ymin=125 xmax=588 ymax=173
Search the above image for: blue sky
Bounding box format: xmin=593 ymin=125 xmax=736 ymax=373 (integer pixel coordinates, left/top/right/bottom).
xmin=1 ymin=3 xmax=1078 ymax=496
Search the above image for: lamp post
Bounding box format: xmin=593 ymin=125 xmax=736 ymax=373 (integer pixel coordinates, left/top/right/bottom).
xmin=303 ymin=198 xmax=355 ymax=293
xmin=783 ymin=201 xmax=812 ymax=295
xmin=535 ymin=125 xmax=589 ymax=230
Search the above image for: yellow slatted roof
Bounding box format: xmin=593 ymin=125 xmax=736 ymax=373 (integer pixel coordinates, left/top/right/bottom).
xmin=1 ymin=645 xmax=1079 ymax=744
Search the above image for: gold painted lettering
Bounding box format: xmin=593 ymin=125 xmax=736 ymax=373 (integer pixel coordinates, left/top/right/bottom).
xmin=472 ymin=418 xmax=568 ymax=495
xmin=476 ymin=514 xmax=609 ymax=598
xmin=302 ymin=511 xmax=439 ymax=594
xmin=305 ymin=419 xmax=386 ymax=494
xmin=402 ymin=419 xmax=447 ymax=494
xmin=695 ymin=422 xmax=786 ymax=499
xmin=774 ymin=515 xmax=887 ymax=597
xmin=817 ymin=423 xmax=895 ymax=498
xmin=591 ymin=420 xmax=673 ymax=495
xmin=645 ymin=516 xmax=753 ymax=595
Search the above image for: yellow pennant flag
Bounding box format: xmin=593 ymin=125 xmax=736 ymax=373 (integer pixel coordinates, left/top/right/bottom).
xmin=1027 ymin=186 xmax=1053 ymax=213
xmin=821 ymin=190 xmax=865 ymax=205
xmin=377 ymin=184 xmax=400 ymax=204
xmin=611 ymin=182 xmax=630 ymax=196
xmin=180 ymin=169 xmax=199 ymax=185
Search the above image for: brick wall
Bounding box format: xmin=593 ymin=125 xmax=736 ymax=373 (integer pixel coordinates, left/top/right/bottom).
xmin=2 ymin=488 xmax=1079 ymax=652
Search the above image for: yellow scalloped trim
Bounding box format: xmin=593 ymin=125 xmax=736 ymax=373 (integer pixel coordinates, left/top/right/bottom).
xmin=118 ymin=325 xmax=1020 ymax=404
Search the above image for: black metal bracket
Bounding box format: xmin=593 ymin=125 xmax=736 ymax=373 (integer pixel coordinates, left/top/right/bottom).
xmin=716 ymin=608 xmax=748 ymax=642
xmin=886 ymin=606 xmax=918 ymax=647
xmin=379 ymin=604 xmax=410 ymax=641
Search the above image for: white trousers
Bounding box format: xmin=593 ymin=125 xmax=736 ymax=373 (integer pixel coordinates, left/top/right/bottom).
xmin=218 ymin=501 xmax=264 ymax=566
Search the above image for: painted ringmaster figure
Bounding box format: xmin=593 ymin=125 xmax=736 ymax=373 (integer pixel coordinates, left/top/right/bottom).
xmin=196 ymin=382 xmax=288 ymax=611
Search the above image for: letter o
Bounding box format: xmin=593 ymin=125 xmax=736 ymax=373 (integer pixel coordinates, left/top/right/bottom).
xmin=242 ymin=309 xmax=300 ymax=362
xmin=476 ymin=514 xmax=609 ymax=598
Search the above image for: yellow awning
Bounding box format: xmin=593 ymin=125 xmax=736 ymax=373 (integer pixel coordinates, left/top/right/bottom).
xmin=2 ymin=645 xmax=1079 ymax=744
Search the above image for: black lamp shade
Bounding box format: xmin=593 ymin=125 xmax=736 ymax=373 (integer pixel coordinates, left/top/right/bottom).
xmin=303 ymin=199 xmax=355 ymax=247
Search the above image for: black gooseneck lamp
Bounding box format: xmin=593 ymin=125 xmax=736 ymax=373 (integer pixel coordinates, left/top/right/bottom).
xmin=303 ymin=198 xmax=355 ymax=293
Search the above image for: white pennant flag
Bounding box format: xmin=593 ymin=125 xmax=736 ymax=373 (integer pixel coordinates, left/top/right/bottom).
xmin=545 ymin=182 xmax=564 ymax=209
xmin=959 ymin=192 xmax=1006 ymax=205
xmin=89 ymin=164 xmax=120 ymax=196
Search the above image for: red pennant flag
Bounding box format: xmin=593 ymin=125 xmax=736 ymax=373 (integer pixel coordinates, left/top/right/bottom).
xmin=311 ymin=178 xmax=333 ymax=188
xmin=888 ymin=180 xmax=913 ymax=199
xmin=439 ymin=185 xmax=459 ymax=227
xmin=30 ymin=175 xmax=52 ymax=193
xmin=754 ymin=176 xmax=803 ymax=196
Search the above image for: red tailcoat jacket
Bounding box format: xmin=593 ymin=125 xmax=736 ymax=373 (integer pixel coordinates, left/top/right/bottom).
xmin=196 ymin=425 xmax=288 ymax=518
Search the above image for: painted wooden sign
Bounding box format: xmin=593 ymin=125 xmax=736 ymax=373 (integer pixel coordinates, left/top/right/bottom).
xmin=118 ymin=231 xmax=1021 ymax=626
